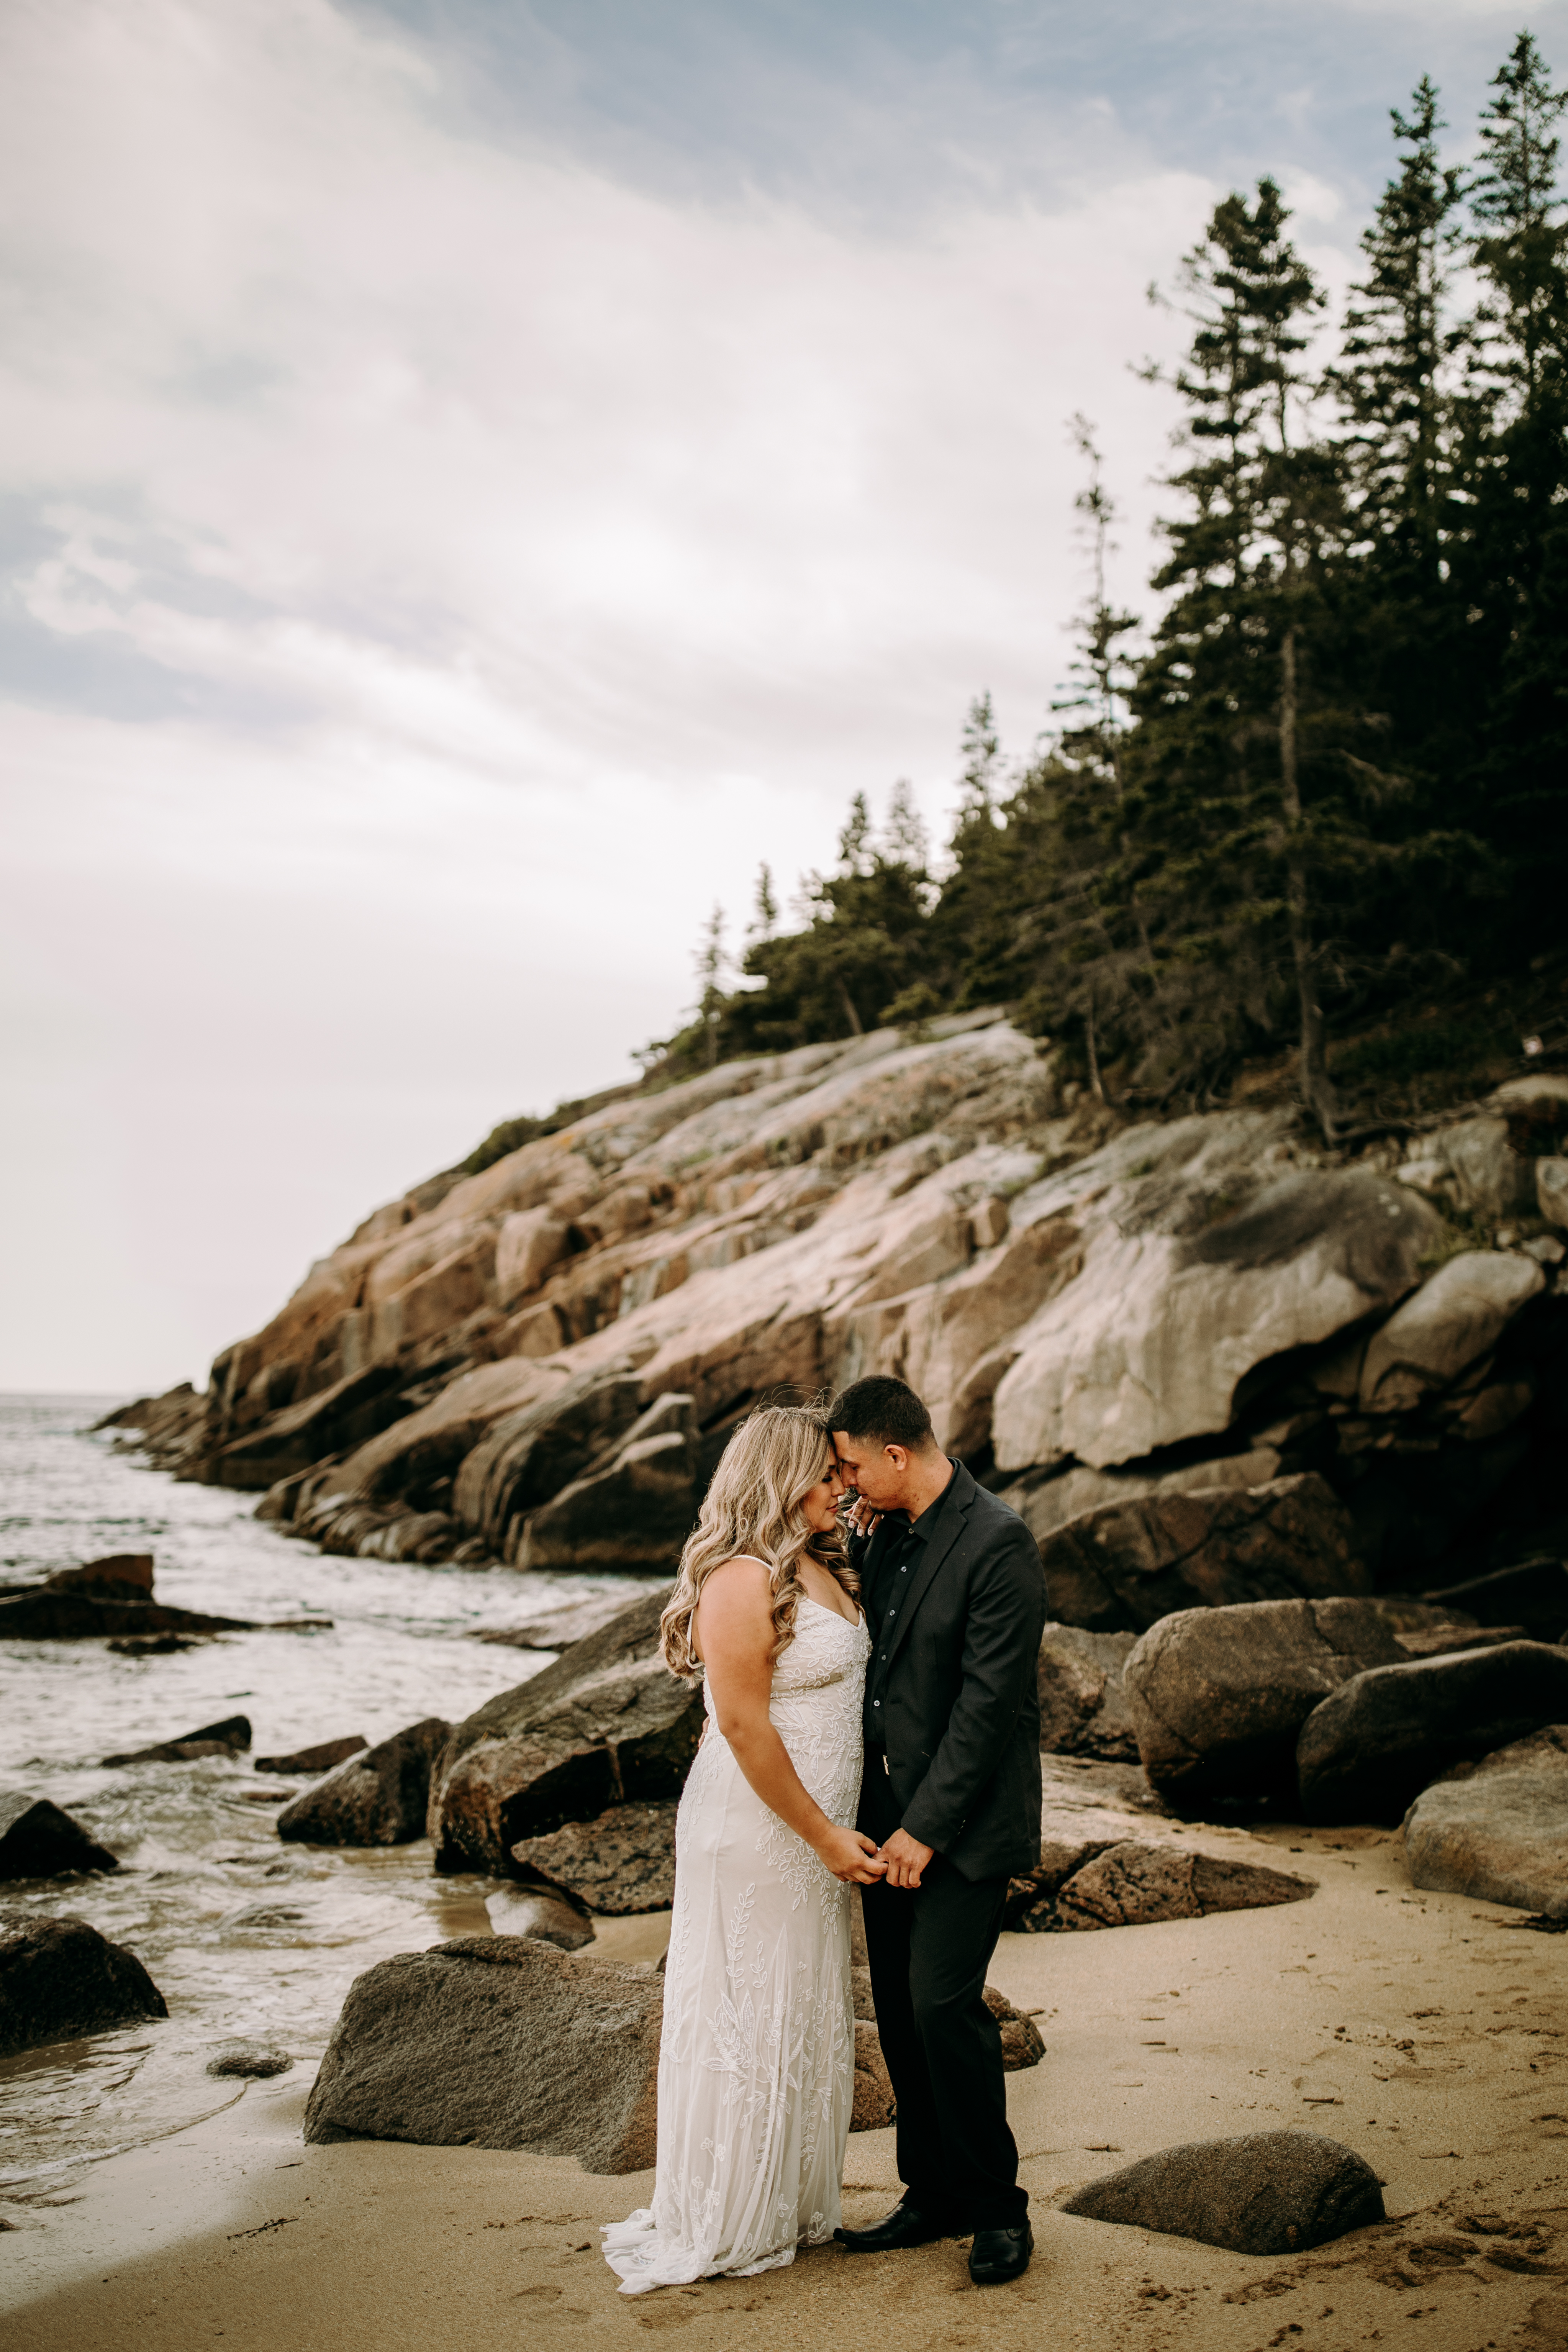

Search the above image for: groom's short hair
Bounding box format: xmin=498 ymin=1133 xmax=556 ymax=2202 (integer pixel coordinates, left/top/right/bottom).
xmin=828 ymin=1375 xmax=937 ymax=1454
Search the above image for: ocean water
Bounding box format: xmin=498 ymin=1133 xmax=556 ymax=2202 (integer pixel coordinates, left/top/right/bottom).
xmin=0 ymin=1395 xmax=664 ymax=2193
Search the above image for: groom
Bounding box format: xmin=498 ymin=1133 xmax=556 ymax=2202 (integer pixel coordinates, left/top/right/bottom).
xmin=829 ymin=1374 xmax=1046 ymax=2286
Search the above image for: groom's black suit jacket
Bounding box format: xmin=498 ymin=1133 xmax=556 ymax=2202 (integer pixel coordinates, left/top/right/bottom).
xmin=850 ymin=1461 xmax=1046 ymax=1883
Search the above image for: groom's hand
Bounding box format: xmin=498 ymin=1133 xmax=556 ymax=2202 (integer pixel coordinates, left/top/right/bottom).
xmin=881 ymin=1828 xmax=934 ymax=1889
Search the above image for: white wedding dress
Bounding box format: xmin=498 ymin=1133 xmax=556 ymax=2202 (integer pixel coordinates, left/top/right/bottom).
xmin=603 ymin=1593 xmax=870 ymax=2295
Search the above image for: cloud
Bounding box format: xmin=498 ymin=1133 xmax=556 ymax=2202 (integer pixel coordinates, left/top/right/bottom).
xmin=4 ymin=0 xmax=1556 ymax=1384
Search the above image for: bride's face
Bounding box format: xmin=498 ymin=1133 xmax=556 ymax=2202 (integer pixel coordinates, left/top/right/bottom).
xmin=798 ymin=1455 xmax=846 ymax=1535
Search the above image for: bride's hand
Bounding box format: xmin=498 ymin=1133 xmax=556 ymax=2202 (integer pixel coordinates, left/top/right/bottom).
xmin=818 ymin=1826 xmax=888 ymax=1885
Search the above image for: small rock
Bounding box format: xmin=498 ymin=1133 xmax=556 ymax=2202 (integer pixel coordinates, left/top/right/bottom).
xmin=851 ymin=2021 xmax=896 ymax=2131
xmin=1536 ymin=1157 xmax=1568 ymax=1230
xmin=1122 ymin=1596 xmax=1404 ymax=1805
xmin=1404 ymin=1725 xmax=1568 ymax=1917
xmin=982 ymin=1984 xmax=1047 ymax=2070
xmin=206 ymin=2038 xmax=293 ymax=2077
xmin=1061 ymin=2130 xmax=1384 ymax=2255
xmin=0 ymin=1793 xmax=119 ymax=1880
xmin=254 ymin=1736 xmax=369 ymax=1776
xmin=0 ymin=1908 xmax=167 ymax=2056
xmin=107 ymin=1634 xmax=205 ymax=1656
xmin=51 ymin=1555 xmax=156 ymax=1596
xmin=102 ymin=1715 xmax=252 ymax=1767
xmin=1021 ymin=1842 xmax=1314 ymax=1933
xmin=304 ymin=1935 xmax=662 ymax=2170
xmin=510 ymin=1801 xmax=678 ymax=1914
xmin=1298 ymin=1641 xmax=1568 ymax=1823
xmin=485 ymin=1887 xmax=595 ymax=1951
xmin=277 ymin=1718 xmax=451 ymax=1847
xmin=850 ymin=1966 xmax=1042 ymax=2080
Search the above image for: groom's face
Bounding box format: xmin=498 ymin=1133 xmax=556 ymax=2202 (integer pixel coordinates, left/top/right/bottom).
xmin=831 ymin=1433 xmax=915 ymax=1511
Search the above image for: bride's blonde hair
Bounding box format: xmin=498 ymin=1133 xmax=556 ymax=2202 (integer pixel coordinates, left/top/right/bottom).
xmin=660 ymin=1405 xmax=858 ymax=1681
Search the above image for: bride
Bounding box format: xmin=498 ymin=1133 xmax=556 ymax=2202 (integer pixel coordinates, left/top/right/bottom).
xmin=602 ymin=1406 xmax=883 ymax=2295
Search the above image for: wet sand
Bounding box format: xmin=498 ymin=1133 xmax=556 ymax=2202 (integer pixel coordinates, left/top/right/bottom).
xmin=4 ymin=1824 xmax=1567 ymax=2352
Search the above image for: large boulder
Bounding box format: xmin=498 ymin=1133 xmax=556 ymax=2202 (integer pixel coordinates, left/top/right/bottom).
xmin=1037 ymin=1624 xmax=1139 ymax=1759
xmin=304 ymin=1936 xmax=662 ymax=2171
xmin=0 ymin=1794 xmax=118 ymax=1880
xmin=1403 ymin=1726 xmax=1568 ymax=1917
xmin=430 ymin=1589 xmax=702 ymax=1876
xmin=277 ymin=1718 xmax=451 ymax=1846
xmin=452 ymin=1372 xmax=650 ymax=1558
xmin=992 ymin=1151 xmax=1443 ymax=1472
xmin=1359 ymin=1251 xmax=1545 ymax=1413
xmin=1122 ymin=1596 xmax=1406 ymax=1805
xmin=513 ymin=1424 xmax=698 ymax=1574
xmin=0 ymin=1909 xmax=167 ymax=2055
xmin=102 ymin=1714 xmax=251 ymax=1766
xmin=510 ymin=1800 xmax=679 ymax=1913
xmin=1037 ymin=1473 xmax=1371 ymax=1635
xmin=1061 ymin=2131 xmax=1384 ymax=2255
xmin=1296 ymin=1641 xmax=1568 ymax=1824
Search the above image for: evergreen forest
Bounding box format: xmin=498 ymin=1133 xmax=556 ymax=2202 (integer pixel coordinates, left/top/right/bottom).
xmin=539 ymin=38 xmax=1568 ymax=1158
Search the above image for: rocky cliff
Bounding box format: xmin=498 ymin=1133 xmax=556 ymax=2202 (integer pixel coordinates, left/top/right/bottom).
xmin=115 ymin=1015 xmax=1568 ymax=1601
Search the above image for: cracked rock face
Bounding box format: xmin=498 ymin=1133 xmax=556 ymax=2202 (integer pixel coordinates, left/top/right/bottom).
xmin=1034 ymin=1473 xmax=1371 ymax=1636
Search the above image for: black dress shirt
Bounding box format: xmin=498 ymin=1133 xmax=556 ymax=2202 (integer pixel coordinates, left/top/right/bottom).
xmin=862 ymin=1460 xmax=957 ymax=1744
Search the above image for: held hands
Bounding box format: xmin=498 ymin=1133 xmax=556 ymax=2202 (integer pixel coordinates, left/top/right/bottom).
xmin=843 ymin=1495 xmax=883 ymax=1541
xmin=879 ymin=1827 xmax=934 ymax=1890
xmin=818 ymin=1826 xmax=889 ymax=1885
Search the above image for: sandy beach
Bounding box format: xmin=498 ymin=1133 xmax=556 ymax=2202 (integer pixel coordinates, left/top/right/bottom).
xmin=5 ymin=1820 xmax=1566 ymax=2352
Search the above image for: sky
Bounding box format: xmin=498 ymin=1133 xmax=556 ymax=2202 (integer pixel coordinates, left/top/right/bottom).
xmin=3 ymin=0 xmax=1564 ymax=1392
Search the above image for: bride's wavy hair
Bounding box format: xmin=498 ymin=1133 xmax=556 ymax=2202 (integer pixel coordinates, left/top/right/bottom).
xmin=660 ymin=1405 xmax=857 ymax=1682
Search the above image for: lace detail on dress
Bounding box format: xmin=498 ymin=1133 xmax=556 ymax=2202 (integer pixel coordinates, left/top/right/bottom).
xmin=602 ymin=1597 xmax=870 ymax=2296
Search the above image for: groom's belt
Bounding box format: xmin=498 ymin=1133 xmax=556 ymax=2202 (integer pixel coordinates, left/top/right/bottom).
xmin=865 ymin=1741 xmax=890 ymax=1776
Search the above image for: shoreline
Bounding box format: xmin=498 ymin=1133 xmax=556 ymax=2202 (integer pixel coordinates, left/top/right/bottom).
xmin=6 ymin=1823 xmax=1567 ymax=2350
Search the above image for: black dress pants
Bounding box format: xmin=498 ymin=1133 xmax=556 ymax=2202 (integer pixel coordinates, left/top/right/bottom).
xmin=858 ymin=1769 xmax=1027 ymax=2231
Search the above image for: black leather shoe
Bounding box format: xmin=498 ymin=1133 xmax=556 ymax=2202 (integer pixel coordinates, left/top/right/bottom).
xmin=834 ymin=2201 xmax=949 ymax=2252
xmin=968 ymin=2221 xmax=1033 ymax=2284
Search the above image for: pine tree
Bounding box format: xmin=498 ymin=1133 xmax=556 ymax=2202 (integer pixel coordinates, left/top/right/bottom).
xmin=1458 ymin=32 xmax=1568 ymax=927
xmin=694 ymin=904 xmax=729 ymax=1068
xmin=749 ymin=863 xmax=779 ymax=942
xmin=1332 ymin=79 xmax=1465 ymax=588
xmin=1129 ymin=179 xmax=1358 ymax=1132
